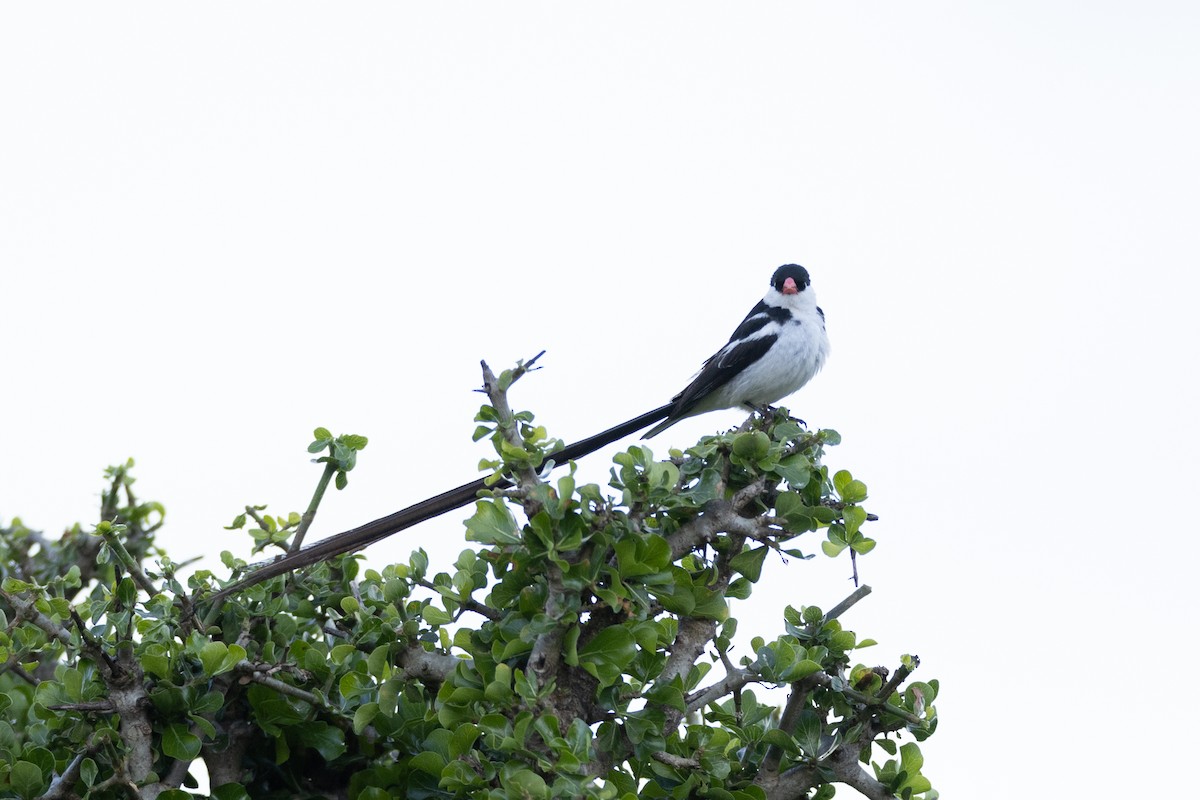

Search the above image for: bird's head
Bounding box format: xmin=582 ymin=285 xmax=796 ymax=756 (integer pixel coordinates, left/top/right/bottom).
xmin=771 ymin=264 xmax=811 ymax=296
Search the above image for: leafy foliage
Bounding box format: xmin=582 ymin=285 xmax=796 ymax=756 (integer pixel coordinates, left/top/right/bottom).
xmin=0 ymin=363 xmax=937 ymax=799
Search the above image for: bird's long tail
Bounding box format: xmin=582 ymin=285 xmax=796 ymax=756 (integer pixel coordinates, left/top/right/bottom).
xmin=210 ymin=403 xmax=675 ymax=600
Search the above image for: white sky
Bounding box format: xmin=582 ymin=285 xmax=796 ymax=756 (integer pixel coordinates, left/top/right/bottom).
xmin=3 ymin=3 xmax=1198 ymax=797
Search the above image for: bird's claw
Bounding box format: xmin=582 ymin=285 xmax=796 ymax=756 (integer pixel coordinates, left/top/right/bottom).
xmin=745 ymin=403 xmax=806 ymax=428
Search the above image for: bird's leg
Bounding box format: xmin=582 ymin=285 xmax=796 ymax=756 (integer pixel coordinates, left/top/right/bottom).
xmin=742 ymin=402 xmax=806 ymax=428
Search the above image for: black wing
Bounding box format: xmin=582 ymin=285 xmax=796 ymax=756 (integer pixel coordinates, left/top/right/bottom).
xmin=725 ymin=301 xmax=790 ymax=342
xmin=668 ymin=333 xmax=777 ymax=419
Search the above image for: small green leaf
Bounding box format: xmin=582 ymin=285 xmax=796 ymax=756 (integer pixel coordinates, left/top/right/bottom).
xmin=422 ymin=605 xmax=453 ymax=626
xmin=729 ymin=545 xmax=770 ymax=582
xmin=781 ymin=659 xmax=824 ymax=681
xmin=10 ymin=760 xmax=45 ymax=799
xmin=578 ymin=626 xmax=637 ymax=685
xmin=354 ymin=702 xmax=379 ymax=734
xmin=162 ymin=723 xmax=203 ymax=760
xmin=821 ymin=540 xmax=847 ymax=557
xmin=841 ymin=479 xmax=868 ymax=503
xmin=80 ymin=758 xmax=98 ymax=787
xmin=842 ymin=505 xmax=868 ymax=536
xmin=449 ymin=723 xmax=481 ymax=758
xmin=367 ymin=645 xmax=392 ymax=680
xmin=465 ymin=500 xmax=521 ymax=545
xmin=199 ymin=642 xmax=229 ymax=677
xmin=850 ymin=538 xmax=876 ymax=555
xmin=294 ymin=721 xmax=347 ymax=761
xmin=210 ymin=784 xmax=252 ymax=800
xmin=732 ymin=431 xmax=771 ymax=460
xmin=503 ymin=768 xmax=548 ymax=800
xmin=774 ymin=454 xmax=812 ymax=487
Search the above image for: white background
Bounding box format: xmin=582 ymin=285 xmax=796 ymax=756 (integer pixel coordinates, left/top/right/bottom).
xmin=3 ymin=3 xmax=1198 ymax=797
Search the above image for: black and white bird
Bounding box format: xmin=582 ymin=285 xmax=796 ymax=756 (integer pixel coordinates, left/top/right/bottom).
xmin=214 ymin=265 xmax=829 ymax=597
xmin=642 ymin=264 xmax=829 ymax=438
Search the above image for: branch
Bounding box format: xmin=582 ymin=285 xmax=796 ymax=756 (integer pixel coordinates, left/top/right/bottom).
xmin=45 ymin=701 xmax=117 ymax=713
xmin=106 ymin=649 xmax=155 ymax=786
xmin=481 ymin=355 xmax=574 ymax=692
xmin=1 ymin=654 xmax=39 ymax=686
xmin=651 ymin=751 xmax=701 ymax=770
xmin=0 ymin=587 xmax=73 ymax=648
xmin=207 ymin=368 xmax=675 ymax=601
xmin=824 ymin=745 xmax=895 ymax=800
xmin=822 ymin=584 xmax=873 ymax=624
xmin=654 ymin=534 xmax=741 ymax=731
xmin=396 ymin=647 xmax=459 ymax=684
xmin=38 ymin=736 xmax=102 ymax=800
xmin=414 ymin=576 xmax=501 ymax=621
xmin=684 ymin=666 xmax=760 ymax=714
xmin=480 ymin=356 xmax=544 ymax=503
xmin=807 ymin=672 xmax=926 ymax=728
xmin=290 ymin=462 xmax=336 ymax=553
xmin=877 ymin=655 xmax=918 ymax=701
xmin=760 ymin=680 xmax=813 ymax=774
xmin=235 ymin=661 xmax=327 ymax=707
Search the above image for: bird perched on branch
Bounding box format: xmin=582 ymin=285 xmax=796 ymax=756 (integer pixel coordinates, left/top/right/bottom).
xmin=642 ymin=263 xmax=829 ymax=438
xmin=211 ymin=264 xmax=829 ymax=599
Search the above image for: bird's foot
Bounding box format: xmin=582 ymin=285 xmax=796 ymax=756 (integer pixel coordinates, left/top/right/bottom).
xmin=744 ymin=403 xmax=806 ymax=428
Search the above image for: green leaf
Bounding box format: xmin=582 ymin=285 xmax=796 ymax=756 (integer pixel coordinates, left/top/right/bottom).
xmin=353 ymin=702 xmax=380 ymax=735
xmin=80 ymin=758 xmax=98 ymax=787
xmin=842 ymin=505 xmax=868 ymax=536
xmin=294 ymin=721 xmax=347 ymax=761
xmin=313 ymin=427 xmax=332 ymax=441
xmin=775 ymin=492 xmax=815 ymax=530
xmin=821 ymin=540 xmax=847 ymax=557
xmin=465 ymin=500 xmax=521 ymax=545
xmin=210 ymin=784 xmax=252 ymax=800
xmin=732 ymin=431 xmax=771 ymax=461
xmin=578 ymin=626 xmax=637 ymax=686
xmin=503 ymin=767 xmax=548 ymax=800
xmin=688 ymin=467 xmax=722 ymax=503
xmin=850 ymin=538 xmax=876 ymax=555
xmin=410 ymin=750 xmax=446 ymax=777
xmin=190 ymin=690 xmax=224 ymax=715
xmin=780 ymin=658 xmax=823 ymax=681
xmin=450 ymin=723 xmax=481 ymax=758
xmin=199 ymin=642 xmax=229 ymax=677
xmin=774 ymin=454 xmax=812 ymax=487
xmin=162 ymin=723 xmax=203 ymax=760
xmin=421 ymin=605 xmax=453 ymax=626
xmin=841 ymin=479 xmax=868 ymax=503
xmin=367 ymin=645 xmax=391 ymax=679
xmin=795 ymin=709 xmax=822 ymax=756
xmin=729 ymin=545 xmax=770 ymax=582
xmin=10 ymin=760 xmax=45 ymax=800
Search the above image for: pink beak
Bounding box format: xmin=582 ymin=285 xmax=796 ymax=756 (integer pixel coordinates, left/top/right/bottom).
xmin=781 ymin=277 xmax=799 ymax=295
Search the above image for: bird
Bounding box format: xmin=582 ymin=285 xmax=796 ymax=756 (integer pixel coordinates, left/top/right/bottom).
xmin=211 ymin=265 xmax=828 ymax=599
xmin=642 ymin=263 xmax=829 ymax=438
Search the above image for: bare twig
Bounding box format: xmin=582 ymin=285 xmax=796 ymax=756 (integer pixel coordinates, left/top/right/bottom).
xmin=234 ymin=661 xmax=326 ymax=707
xmin=685 ymin=666 xmax=760 ymax=715
xmin=651 ymin=751 xmax=701 ymax=770
xmin=290 ymin=462 xmax=336 ymax=553
xmin=414 ymin=576 xmax=501 ymax=621
xmin=822 ymin=585 xmax=873 ymax=625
